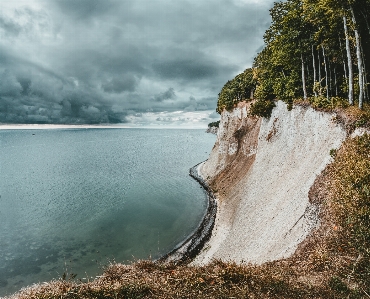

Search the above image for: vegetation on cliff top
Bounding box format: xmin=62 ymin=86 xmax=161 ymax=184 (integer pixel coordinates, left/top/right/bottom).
xmin=207 ymin=120 xmax=220 ymax=128
xmin=216 ymin=68 xmax=256 ymax=113
xmin=217 ymin=0 xmax=370 ymax=116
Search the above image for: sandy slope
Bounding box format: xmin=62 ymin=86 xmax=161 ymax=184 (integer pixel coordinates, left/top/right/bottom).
xmin=193 ymin=101 xmax=346 ymax=265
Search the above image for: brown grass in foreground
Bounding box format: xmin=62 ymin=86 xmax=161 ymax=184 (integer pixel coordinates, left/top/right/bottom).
xmin=7 ymin=260 xmax=332 ymax=299
xmin=8 ymin=106 xmax=370 ymax=299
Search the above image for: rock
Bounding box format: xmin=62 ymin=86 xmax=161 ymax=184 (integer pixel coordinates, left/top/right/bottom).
xmin=206 ymin=126 xmax=218 ymax=134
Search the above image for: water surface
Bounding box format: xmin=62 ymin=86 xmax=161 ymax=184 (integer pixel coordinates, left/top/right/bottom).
xmin=0 ymin=128 xmax=215 ymax=296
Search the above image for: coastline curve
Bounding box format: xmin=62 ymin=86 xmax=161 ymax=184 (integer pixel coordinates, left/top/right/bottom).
xmin=159 ymin=161 xmax=217 ymax=263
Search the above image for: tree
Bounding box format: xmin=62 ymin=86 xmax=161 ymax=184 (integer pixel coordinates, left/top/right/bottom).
xmin=217 ymin=0 xmax=370 ymax=114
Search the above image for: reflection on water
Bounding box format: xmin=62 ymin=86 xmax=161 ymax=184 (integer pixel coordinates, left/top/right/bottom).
xmin=0 ymin=128 xmax=215 ymax=296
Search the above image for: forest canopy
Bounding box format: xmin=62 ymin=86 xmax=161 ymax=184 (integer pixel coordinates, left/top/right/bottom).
xmin=217 ymin=0 xmax=370 ymax=114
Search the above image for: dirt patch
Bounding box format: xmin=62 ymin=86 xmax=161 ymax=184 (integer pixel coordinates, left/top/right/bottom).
xmin=210 ymin=116 xmax=261 ymax=200
xmin=266 ymin=117 xmax=278 ymax=142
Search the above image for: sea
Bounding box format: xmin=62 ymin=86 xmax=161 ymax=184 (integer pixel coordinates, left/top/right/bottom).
xmin=0 ymin=128 xmax=216 ymax=296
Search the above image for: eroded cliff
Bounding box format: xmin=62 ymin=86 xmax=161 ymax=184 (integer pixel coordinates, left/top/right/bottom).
xmin=193 ymin=100 xmax=347 ymax=265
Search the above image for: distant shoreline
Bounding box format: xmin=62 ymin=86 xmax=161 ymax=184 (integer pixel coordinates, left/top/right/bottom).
xmin=0 ymin=124 xmax=208 ymax=130
xmin=159 ymin=161 xmax=217 ymax=263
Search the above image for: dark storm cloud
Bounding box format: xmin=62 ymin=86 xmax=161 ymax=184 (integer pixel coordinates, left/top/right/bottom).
xmin=0 ymin=0 xmax=275 ymax=125
xmin=53 ymin=0 xmax=114 ymax=20
xmin=153 ymin=88 xmax=176 ymax=102
xmin=0 ymin=16 xmax=22 ymax=36
xmin=102 ymin=75 xmax=139 ymax=93
xmin=152 ymin=59 xmax=226 ymax=81
xmin=0 ymin=65 xmax=126 ymax=124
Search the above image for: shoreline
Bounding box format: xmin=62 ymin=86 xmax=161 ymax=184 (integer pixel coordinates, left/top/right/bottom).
xmin=159 ymin=161 xmax=217 ymax=263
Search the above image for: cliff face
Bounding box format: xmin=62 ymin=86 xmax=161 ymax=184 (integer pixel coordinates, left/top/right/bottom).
xmin=193 ymin=100 xmax=346 ymax=265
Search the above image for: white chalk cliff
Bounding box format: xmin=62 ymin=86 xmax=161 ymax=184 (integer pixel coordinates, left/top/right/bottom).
xmin=193 ymin=100 xmax=346 ymax=265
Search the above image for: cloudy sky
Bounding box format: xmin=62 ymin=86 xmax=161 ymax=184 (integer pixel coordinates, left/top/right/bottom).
xmin=0 ymin=0 xmax=274 ymax=128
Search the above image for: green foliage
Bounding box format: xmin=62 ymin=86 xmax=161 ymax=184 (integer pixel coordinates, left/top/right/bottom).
xmin=251 ymin=0 xmax=370 ymax=109
xmin=249 ymin=100 xmax=276 ymax=118
xmin=252 ymin=0 xmax=311 ymax=104
xmin=329 ymin=148 xmax=337 ymax=158
xmin=254 ymin=75 xmax=275 ymax=101
xmin=216 ymin=68 xmax=256 ymax=114
xmin=355 ymin=115 xmax=370 ymax=128
xmin=208 ymin=120 xmax=220 ymax=128
xmin=308 ymin=96 xmax=349 ymax=109
xmin=217 ymin=0 xmax=369 ymax=113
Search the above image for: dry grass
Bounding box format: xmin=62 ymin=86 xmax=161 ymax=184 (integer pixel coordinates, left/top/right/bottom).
xmin=7 ymin=261 xmax=325 ymax=299
xmin=7 ymin=113 xmax=370 ymax=299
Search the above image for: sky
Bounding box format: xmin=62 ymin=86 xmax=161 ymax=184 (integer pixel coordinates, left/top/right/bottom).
xmin=0 ymin=0 xmax=274 ymax=128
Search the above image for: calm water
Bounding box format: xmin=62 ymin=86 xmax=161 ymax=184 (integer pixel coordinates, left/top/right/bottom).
xmin=0 ymin=128 xmax=215 ymax=296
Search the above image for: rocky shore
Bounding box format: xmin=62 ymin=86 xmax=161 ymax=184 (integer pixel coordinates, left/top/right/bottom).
xmin=159 ymin=162 xmax=217 ymax=263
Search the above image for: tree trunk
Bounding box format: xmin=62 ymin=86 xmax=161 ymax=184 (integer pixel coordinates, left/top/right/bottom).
xmin=343 ymin=15 xmax=354 ymax=105
xmin=322 ymin=45 xmax=329 ymax=100
xmin=312 ymin=45 xmax=318 ymax=97
xmin=307 ymin=64 xmax=311 ymax=97
xmin=338 ymin=37 xmax=347 ymax=80
xmin=351 ymin=6 xmax=364 ymax=108
xmin=334 ymin=66 xmax=338 ymax=97
xmin=318 ymin=48 xmax=322 ymax=96
xmin=307 ymin=64 xmax=310 ymax=81
xmin=360 ymin=42 xmax=369 ymax=102
xmin=328 ymin=58 xmax=332 ymax=97
xmin=301 ymin=53 xmax=307 ymax=100
xmin=360 ymin=11 xmax=370 ymax=35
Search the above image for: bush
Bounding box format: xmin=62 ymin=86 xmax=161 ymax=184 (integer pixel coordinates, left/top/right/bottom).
xmin=355 ymin=115 xmax=370 ymax=128
xmin=254 ymin=77 xmax=275 ymax=102
xmin=249 ymin=100 xmax=276 ymax=118
xmin=208 ymin=121 xmax=220 ymax=128
xmin=328 ymin=276 xmax=350 ymax=295
xmin=216 ymin=68 xmax=256 ymax=113
xmin=329 ymin=148 xmax=337 ymax=158
xmin=308 ymin=96 xmax=349 ymax=109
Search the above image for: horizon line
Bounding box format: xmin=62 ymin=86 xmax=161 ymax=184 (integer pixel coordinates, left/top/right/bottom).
xmin=0 ymin=124 xmax=209 ymax=130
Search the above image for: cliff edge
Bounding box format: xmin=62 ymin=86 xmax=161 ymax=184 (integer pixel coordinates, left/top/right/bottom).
xmin=193 ymin=100 xmax=346 ymax=265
